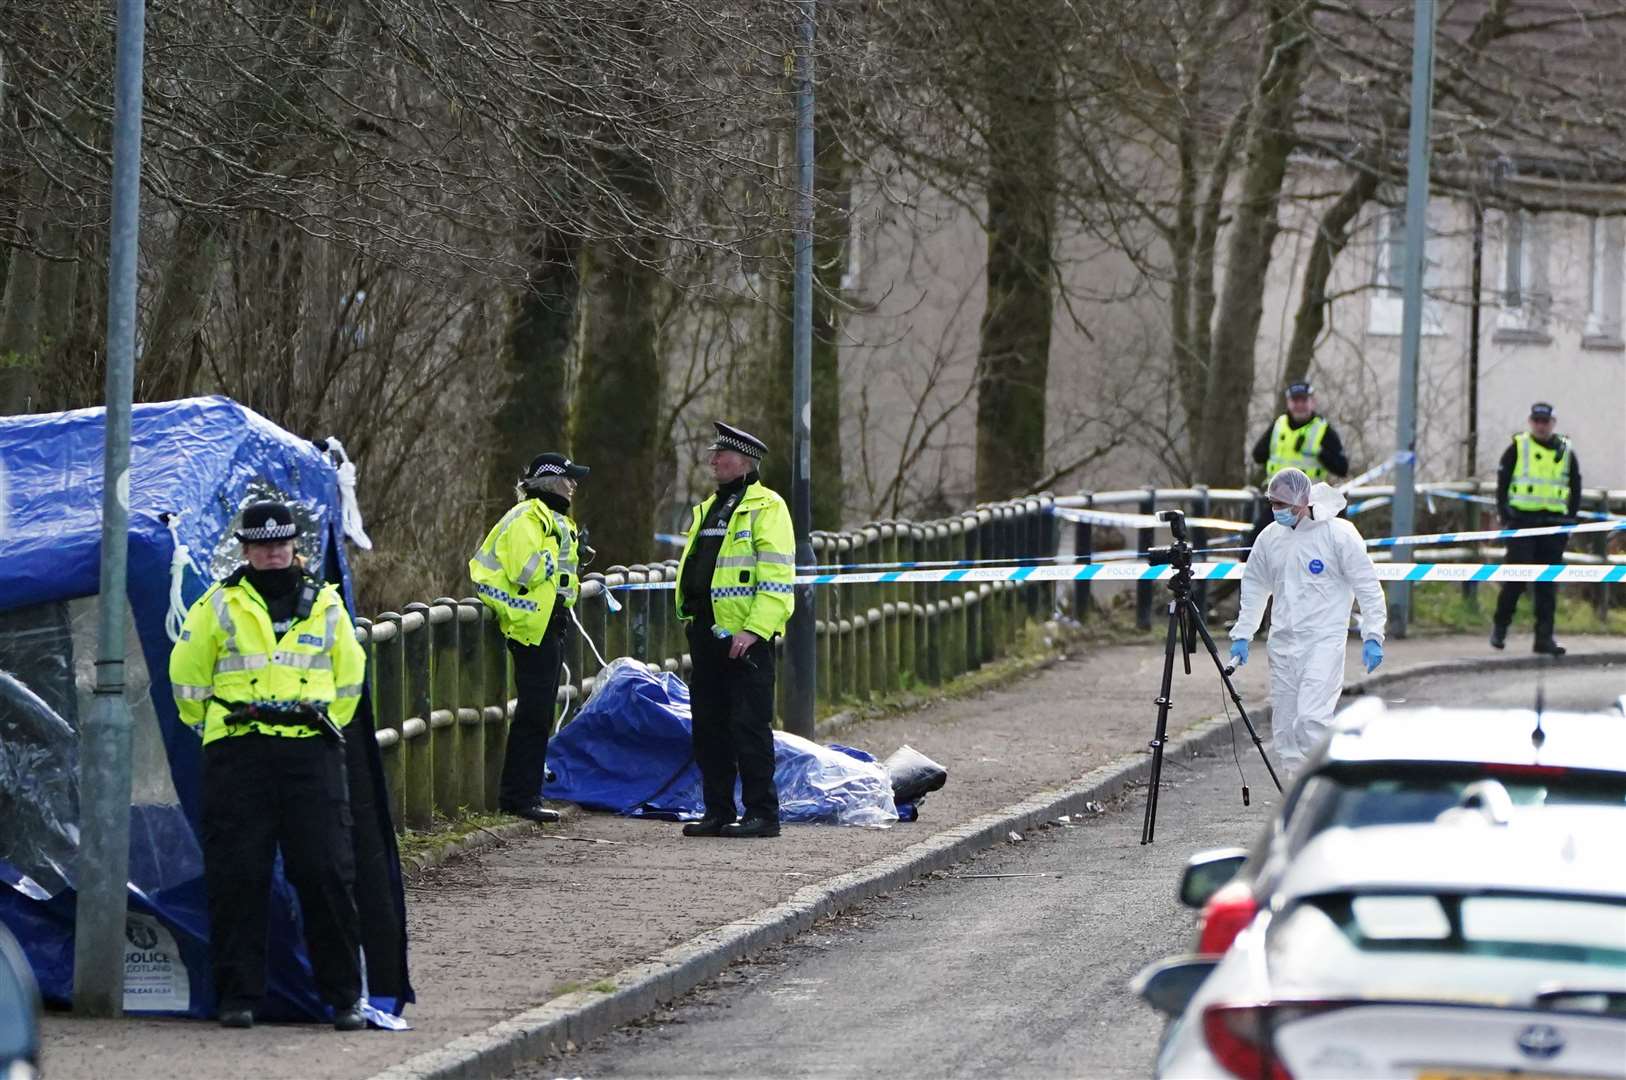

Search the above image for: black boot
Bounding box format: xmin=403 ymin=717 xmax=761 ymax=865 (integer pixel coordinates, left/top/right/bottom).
xmin=1533 ymin=635 xmax=1567 ymax=657
xmin=721 ymin=814 xmax=781 ymax=839
xmin=333 ymin=1003 xmax=368 ymax=1032
xmin=682 ymin=814 xmax=734 ymax=837
xmin=219 ymin=1007 xmax=254 ymax=1029
xmin=1489 ymin=623 xmax=1508 ymax=650
xmin=501 ymin=801 xmax=561 ymax=824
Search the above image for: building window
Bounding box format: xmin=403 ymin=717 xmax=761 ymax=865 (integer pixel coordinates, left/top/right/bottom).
xmin=1368 ymin=207 xmax=1443 ymax=336
xmin=1493 ymin=209 xmax=1548 ymax=341
xmin=1584 ymin=217 xmax=1623 ymax=347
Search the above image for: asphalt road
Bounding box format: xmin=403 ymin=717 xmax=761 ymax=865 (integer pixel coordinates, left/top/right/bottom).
xmin=515 ymin=661 xmax=1626 ymax=1080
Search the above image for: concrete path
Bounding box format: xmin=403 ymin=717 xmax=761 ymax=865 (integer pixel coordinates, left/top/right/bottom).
xmin=36 ymin=635 xmax=1626 ymax=1080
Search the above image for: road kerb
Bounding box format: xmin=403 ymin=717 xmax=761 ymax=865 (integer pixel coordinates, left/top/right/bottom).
xmin=366 ymin=646 xmax=1626 ymax=1080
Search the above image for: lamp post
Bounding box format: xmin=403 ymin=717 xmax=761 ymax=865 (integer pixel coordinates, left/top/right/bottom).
xmin=786 ymin=0 xmax=817 ymax=738
xmin=1388 ymin=0 xmax=1437 ymax=637
xmin=73 ymin=0 xmax=145 ymax=1017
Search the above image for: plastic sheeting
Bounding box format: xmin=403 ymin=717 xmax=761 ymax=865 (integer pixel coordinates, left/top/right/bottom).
xmin=0 ymin=397 xmax=411 ymax=1021
xmin=545 ymin=659 xmax=900 ymax=827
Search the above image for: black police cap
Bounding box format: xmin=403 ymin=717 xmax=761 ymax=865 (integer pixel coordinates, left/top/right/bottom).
xmin=707 ymin=421 xmax=767 ymax=460
xmin=235 ymin=501 xmax=299 ymax=543
xmin=523 ymin=453 xmax=591 ymax=481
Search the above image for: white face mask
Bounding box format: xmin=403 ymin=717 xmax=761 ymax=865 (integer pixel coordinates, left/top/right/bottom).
xmin=1273 ymin=508 xmax=1299 ymax=528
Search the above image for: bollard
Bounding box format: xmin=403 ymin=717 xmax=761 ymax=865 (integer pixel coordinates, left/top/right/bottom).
xmin=370 ymin=613 xmax=407 ymax=830
xmin=645 ymin=564 xmax=667 ymax=670
xmin=479 ymin=606 xmax=507 ymax=812
xmin=811 ymin=533 xmax=831 ymax=707
xmin=864 ymin=526 xmax=885 ymax=699
xmin=428 ymin=598 xmax=463 ymax=817
xmin=1137 ymin=489 xmax=1157 ymax=630
xmin=455 ymin=600 xmax=485 ymax=812
xmin=401 ymin=603 xmax=434 ymax=831
xmin=1073 ymin=491 xmax=1094 ymax=623
xmin=998 ymin=505 xmax=1019 ymax=648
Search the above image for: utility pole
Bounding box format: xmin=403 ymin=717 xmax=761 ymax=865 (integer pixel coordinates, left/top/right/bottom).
xmin=74 ymin=0 xmax=145 ymax=1017
xmin=1389 ymin=0 xmax=1437 ymax=638
xmin=785 ymin=0 xmax=818 ymax=738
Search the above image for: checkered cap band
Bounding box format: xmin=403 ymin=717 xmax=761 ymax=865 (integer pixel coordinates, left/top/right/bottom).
xmin=237 ymin=520 xmax=297 ymax=541
xmin=534 ymin=462 xmax=567 ymax=475
xmin=713 ymin=434 xmax=763 ymax=459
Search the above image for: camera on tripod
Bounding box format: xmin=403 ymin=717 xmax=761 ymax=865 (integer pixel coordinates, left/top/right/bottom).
xmin=1145 ymin=509 xmax=1192 ymax=571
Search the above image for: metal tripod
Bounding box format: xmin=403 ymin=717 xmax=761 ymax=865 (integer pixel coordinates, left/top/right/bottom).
xmin=1140 ymin=563 xmax=1281 ymax=845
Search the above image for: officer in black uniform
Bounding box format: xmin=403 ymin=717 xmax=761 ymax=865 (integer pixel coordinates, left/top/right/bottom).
xmin=1492 ymin=402 xmax=1582 ymax=656
xmin=675 ymin=422 xmax=796 ymax=840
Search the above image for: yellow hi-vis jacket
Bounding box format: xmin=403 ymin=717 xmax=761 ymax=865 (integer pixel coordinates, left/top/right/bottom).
xmin=1507 ymin=431 xmax=1572 ymax=514
xmin=1266 ymin=414 xmax=1330 ymax=480
xmin=674 ymin=481 xmax=796 ymax=638
xmin=169 ymin=573 xmax=367 ymax=746
xmin=469 ymin=499 xmax=567 ymax=644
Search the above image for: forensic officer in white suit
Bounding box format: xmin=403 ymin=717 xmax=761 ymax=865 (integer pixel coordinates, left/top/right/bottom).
xmin=1227 ymin=467 xmax=1387 ymax=777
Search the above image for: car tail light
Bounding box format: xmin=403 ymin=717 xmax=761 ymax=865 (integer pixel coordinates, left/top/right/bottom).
xmin=1203 ymin=1004 xmax=1291 ymax=1080
xmin=1202 ymin=1003 xmax=1346 ymax=1080
xmin=1198 ymin=880 xmax=1257 ymax=954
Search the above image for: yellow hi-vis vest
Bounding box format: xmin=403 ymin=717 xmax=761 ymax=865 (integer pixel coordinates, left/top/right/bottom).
xmin=674 ymin=481 xmax=796 ymax=639
xmin=1507 ymin=431 xmax=1572 ymax=514
xmin=169 ymin=575 xmax=366 ymax=746
xmin=553 ymin=509 xmax=581 ymax=609
xmin=1266 ymin=414 xmax=1330 ymax=480
xmin=470 ymin=499 xmax=562 ymax=644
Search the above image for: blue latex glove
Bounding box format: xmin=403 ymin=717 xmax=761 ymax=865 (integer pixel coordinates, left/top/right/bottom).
xmin=1229 ymin=639 xmax=1249 ymax=667
xmin=1363 ymin=639 xmax=1383 ymax=673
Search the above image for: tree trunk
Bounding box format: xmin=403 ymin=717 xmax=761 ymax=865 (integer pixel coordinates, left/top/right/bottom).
xmin=142 ymin=214 xmax=222 ymax=401
xmin=0 ymin=163 xmax=46 ymax=415
xmin=974 ymin=41 xmax=1057 ymax=503
xmin=488 ymin=226 xmax=582 ymax=505
xmin=1192 ymin=1 xmax=1312 ymax=486
xmin=1282 ymin=169 xmax=1380 ymax=387
xmin=571 ymin=139 xmax=666 ymax=567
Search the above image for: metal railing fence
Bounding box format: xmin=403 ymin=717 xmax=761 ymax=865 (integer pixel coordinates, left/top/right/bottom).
xmin=355 ymin=495 xmax=1059 ymax=831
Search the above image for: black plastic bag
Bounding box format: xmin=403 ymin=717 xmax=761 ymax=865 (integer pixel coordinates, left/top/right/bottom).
xmin=884 ymin=745 xmax=947 ymax=804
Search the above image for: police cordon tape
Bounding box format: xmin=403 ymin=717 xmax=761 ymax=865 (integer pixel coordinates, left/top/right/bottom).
xmin=610 ymin=560 xmax=1626 ymax=592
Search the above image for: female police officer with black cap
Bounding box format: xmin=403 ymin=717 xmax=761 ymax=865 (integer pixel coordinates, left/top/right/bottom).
xmin=169 ymin=500 xmax=369 ymax=1030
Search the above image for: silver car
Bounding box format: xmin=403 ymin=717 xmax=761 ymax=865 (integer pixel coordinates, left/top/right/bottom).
xmin=1140 ymin=804 xmax=1626 ymax=1079
xmin=1179 ymin=700 xmax=1626 ymax=956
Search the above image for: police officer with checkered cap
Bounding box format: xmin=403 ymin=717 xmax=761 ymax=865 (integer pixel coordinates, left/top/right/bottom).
xmin=470 ymin=452 xmax=591 ymax=822
xmin=675 ymin=422 xmax=796 ymax=839
xmin=170 ymin=498 xmax=370 ymax=1029
xmin=1492 ymin=402 xmax=1582 ymax=655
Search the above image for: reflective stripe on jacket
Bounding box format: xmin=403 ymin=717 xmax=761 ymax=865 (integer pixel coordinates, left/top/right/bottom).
xmin=552 ymin=509 xmax=581 ymax=609
xmin=1507 ymin=431 xmax=1571 ymax=514
xmin=470 ymin=499 xmax=560 ymax=644
xmin=168 ymin=576 xmax=367 ymax=746
xmin=674 ymin=481 xmax=795 ymax=638
xmin=1266 ymin=414 xmax=1329 ymax=480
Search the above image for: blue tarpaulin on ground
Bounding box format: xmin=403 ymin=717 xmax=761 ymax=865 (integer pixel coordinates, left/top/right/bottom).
xmin=544 ymin=659 xmax=905 ymax=826
xmin=0 ymin=396 xmax=411 ymax=1021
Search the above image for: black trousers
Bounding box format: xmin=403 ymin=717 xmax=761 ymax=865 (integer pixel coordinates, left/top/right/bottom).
xmin=1495 ymin=530 xmax=1569 ymax=636
xmin=686 ymin=625 xmax=779 ymax=821
xmin=499 ymin=616 xmax=568 ymax=808
xmin=201 ymin=733 xmax=361 ymax=1012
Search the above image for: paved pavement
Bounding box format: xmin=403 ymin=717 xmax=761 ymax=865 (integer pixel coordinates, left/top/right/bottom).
xmin=522 ymin=663 xmax=1626 ymax=1080
xmin=35 ymin=635 xmax=1626 ymax=1080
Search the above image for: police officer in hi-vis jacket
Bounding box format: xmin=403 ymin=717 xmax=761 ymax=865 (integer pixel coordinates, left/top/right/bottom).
xmin=169 ymin=500 xmax=368 ymax=1031
xmin=675 ymin=422 xmax=795 ymax=839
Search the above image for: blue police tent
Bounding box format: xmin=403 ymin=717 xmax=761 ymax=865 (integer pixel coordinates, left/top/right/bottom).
xmin=0 ymin=396 xmax=411 ymax=1021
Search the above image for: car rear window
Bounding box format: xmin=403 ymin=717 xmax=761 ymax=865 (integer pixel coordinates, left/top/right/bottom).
xmin=1287 ymin=765 xmax=1626 ymax=844
xmin=1290 ymin=892 xmax=1626 ymax=966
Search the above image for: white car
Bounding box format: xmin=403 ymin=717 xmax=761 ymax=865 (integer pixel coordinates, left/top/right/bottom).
xmin=1139 ymin=803 xmax=1626 ymax=1079
xmin=1180 ymin=700 xmax=1626 ymax=956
